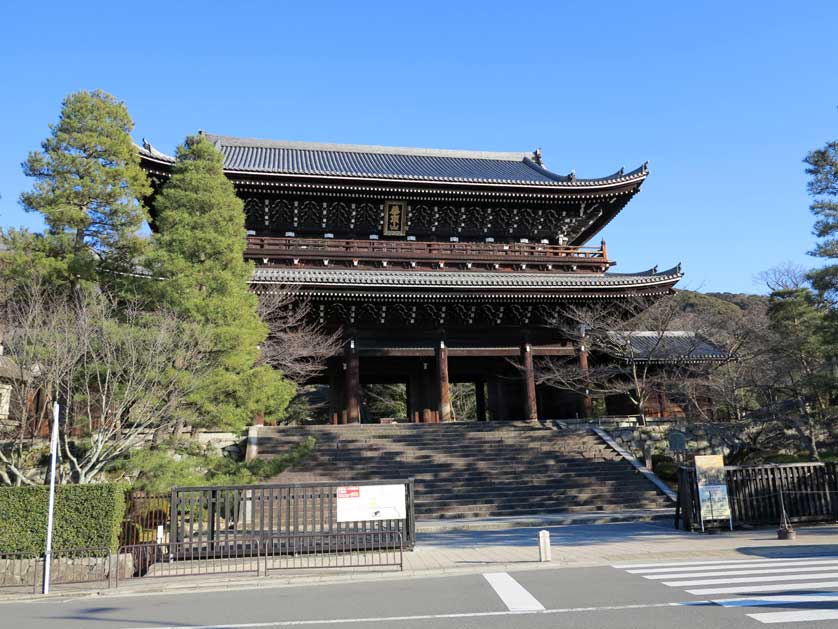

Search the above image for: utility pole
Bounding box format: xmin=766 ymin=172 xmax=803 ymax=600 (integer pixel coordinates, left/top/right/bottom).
xmin=42 ymin=401 xmax=59 ymax=595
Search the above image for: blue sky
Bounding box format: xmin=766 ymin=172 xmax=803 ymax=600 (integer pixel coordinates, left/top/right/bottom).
xmin=1 ymin=1 xmax=836 ymax=294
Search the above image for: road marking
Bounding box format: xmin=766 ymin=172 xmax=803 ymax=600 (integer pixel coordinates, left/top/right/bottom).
xmin=614 ymin=556 xmax=838 ymax=569
xmin=483 ymin=571 xmax=545 ymax=611
xmin=628 ymin=559 xmax=838 ymax=574
xmin=664 ymin=572 xmax=838 ymax=587
xmin=119 ymin=601 xmax=704 ymax=628
xmin=747 ymin=610 xmax=838 ymax=623
xmin=646 ymin=565 xmax=838 ymax=580
xmin=714 ymin=593 xmax=838 ymax=606
xmin=687 ymin=580 xmax=838 ymax=595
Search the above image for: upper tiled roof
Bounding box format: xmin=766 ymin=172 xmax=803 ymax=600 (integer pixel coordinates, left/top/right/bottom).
xmin=138 ymin=135 xmax=648 ymax=188
xmin=251 ymin=265 xmax=682 ymax=291
xmin=608 ymin=331 xmax=729 ymax=362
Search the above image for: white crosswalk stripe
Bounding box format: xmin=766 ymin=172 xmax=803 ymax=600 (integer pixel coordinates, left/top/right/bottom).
xmin=612 ymin=555 xmax=838 ymax=624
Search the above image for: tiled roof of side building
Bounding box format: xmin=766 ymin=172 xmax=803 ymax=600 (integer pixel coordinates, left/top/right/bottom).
xmin=250 ymin=265 xmax=683 ymax=289
xmin=608 ymin=331 xmax=730 ymax=362
xmin=137 ymin=135 xmax=648 ymax=187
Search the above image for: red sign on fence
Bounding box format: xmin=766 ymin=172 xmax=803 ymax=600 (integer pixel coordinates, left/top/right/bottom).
xmin=337 ymin=486 xmax=360 ymax=499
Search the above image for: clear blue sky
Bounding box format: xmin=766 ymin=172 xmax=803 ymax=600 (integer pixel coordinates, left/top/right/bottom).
xmin=1 ymin=1 xmax=837 ymax=294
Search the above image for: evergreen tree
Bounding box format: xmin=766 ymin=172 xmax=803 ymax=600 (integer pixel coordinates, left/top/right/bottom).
xmin=11 ymin=90 xmax=150 ymax=291
xmin=805 ymin=139 xmax=838 ymax=302
xmin=147 ymin=135 xmax=294 ymax=430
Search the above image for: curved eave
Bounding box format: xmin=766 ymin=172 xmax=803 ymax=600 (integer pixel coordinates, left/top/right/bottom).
xmin=249 ymin=267 xmax=683 ymax=299
xmin=137 ymin=149 xmax=648 ymax=195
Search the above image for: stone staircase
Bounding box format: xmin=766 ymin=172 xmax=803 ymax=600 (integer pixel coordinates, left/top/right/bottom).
xmin=259 ymin=422 xmax=673 ymax=520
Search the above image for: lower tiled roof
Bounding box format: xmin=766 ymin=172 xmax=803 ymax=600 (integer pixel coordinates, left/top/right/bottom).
xmin=251 ymin=266 xmax=682 ymax=291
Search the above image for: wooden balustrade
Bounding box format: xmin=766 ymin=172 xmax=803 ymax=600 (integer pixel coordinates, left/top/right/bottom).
xmin=246 ymin=236 xmax=611 ymax=268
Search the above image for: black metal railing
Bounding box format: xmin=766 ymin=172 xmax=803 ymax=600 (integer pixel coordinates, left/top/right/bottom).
xmin=116 ymin=538 xmax=261 ymax=585
xmin=1 ymin=547 xmax=113 ymax=594
xmin=263 ymin=532 xmax=403 ymax=573
xmin=676 ymin=461 xmax=838 ymax=530
xmin=170 ymin=479 xmax=415 ymax=549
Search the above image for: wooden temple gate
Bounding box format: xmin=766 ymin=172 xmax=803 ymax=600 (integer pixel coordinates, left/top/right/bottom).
xmin=139 ymin=133 xmax=685 ymax=423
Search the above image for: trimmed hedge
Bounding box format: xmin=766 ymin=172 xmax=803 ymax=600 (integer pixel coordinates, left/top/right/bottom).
xmin=0 ymin=484 xmax=126 ymax=554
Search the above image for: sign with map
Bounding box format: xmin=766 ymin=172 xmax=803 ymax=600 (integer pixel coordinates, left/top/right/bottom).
xmin=694 ymin=455 xmax=732 ymax=526
xmin=336 ymin=484 xmax=407 ymax=522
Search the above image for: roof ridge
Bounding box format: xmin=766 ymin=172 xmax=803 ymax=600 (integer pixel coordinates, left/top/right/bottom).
xmin=203 ymin=133 xmax=532 ymax=162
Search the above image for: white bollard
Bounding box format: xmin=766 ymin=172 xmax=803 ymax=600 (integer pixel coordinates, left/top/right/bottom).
xmin=538 ymin=530 xmax=551 ymax=562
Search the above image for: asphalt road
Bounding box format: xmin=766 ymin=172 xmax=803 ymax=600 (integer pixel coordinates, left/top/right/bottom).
xmin=5 ymin=558 xmax=838 ymax=628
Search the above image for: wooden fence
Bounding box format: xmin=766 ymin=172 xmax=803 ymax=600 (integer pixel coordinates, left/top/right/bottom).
xmin=676 ymin=461 xmax=838 ymax=530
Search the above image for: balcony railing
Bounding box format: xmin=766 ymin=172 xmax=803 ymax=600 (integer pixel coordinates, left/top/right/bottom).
xmin=246 ymin=236 xmax=611 ymax=270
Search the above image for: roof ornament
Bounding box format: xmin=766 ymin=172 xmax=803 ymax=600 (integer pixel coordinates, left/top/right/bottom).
xmin=618 ymin=167 xmax=624 ymax=176
xmin=532 ymin=148 xmax=543 ymax=166
xmin=568 ymin=170 xmax=577 ymax=182
xmin=142 ymin=138 xmax=152 ymax=151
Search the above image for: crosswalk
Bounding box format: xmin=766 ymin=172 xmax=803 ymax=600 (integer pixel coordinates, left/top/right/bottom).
xmin=614 ymin=556 xmax=838 ymax=624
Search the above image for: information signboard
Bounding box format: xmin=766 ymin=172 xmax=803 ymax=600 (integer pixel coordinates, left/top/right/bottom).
xmin=336 ymin=484 xmax=407 ymax=522
xmin=694 ymin=454 xmax=732 ymax=530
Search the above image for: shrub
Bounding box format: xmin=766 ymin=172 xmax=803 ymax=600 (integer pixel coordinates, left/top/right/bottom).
xmin=0 ymin=484 xmax=126 ymax=554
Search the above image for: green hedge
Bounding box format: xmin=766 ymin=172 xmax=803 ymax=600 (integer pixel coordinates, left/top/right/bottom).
xmin=0 ymin=484 xmax=126 ymax=554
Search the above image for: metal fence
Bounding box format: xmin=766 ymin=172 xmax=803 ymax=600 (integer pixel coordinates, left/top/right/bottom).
xmin=170 ymin=479 xmax=415 ymax=549
xmin=264 ymin=532 xmax=403 ymax=573
xmin=676 ymin=461 xmax=838 ymax=530
xmin=121 ymin=493 xmax=170 ymax=546
xmin=116 ymin=538 xmax=261 ymax=585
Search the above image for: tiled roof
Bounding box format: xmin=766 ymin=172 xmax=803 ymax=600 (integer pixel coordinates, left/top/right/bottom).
xmin=608 ymin=331 xmax=729 ymax=362
xmin=251 ymin=266 xmax=682 ymax=290
xmin=138 ymin=135 xmax=648 ymax=188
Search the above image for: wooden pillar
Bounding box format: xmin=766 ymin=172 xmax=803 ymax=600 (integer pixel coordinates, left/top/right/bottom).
xmin=475 ymin=382 xmax=487 ymax=422
xmin=408 ymin=372 xmax=420 ymax=423
xmin=344 ymin=340 xmax=361 ymax=424
xmin=578 ymin=341 xmax=593 ymax=419
xmin=436 ymin=340 xmax=451 ymax=423
xmin=421 ymin=361 xmax=433 ymax=423
xmin=521 ymin=342 xmax=538 ymax=421
xmin=487 ymin=373 xmax=500 ymax=421
xmin=329 ymin=360 xmax=342 ymax=425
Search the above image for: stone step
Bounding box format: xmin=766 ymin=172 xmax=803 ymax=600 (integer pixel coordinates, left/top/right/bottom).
xmin=419 ymin=501 xmax=671 ymax=520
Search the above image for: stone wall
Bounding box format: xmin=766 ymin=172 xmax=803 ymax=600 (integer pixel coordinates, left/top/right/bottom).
xmin=0 ymin=553 xmax=133 ymax=588
xmin=605 ymin=420 xmax=748 ymax=462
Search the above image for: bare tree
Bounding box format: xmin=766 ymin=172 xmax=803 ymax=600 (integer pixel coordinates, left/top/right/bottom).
xmin=535 ymin=295 xmax=719 ymax=422
xmin=256 ymin=288 xmax=342 ymax=384
xmin=0 ymin=284 xmax=211 ymax=484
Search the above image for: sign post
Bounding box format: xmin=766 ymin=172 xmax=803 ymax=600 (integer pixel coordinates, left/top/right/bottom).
xmin=42 ymin=401 xmax=60 ymax=594
xmin=694 ymin=454 xmax=733 ymax=532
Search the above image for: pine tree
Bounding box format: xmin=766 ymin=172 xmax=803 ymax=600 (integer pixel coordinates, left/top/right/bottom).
xmin=805 ymin=140 xmax=838 ymax=301
xmin=13 ymin=90 xmax=150 ymax=291
xmin=147 ymin=135 xmax=294 ymax=430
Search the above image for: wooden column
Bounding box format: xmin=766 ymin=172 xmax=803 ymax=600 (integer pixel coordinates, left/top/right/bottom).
xmin=577 ymin=341 xmax=593 ymax=419
xmin=521 ymin=342 xmax=538 ymax=421
xmin=474 ymin=382 xmax=487 ymax=422
xmin=408 ymin=372 xmax=420 ymax=423
xmin=329 ymin=361 xmax=342 ymax=425
xmin=487 ymin=373 xmax=500 ymax=421
xmin=344 ymin=341 xmax=361 ymax=424
xmin=436 ymin=340 xmax=451 ymax=423
xmin=421 ymin=361 xmax=433 ymax=423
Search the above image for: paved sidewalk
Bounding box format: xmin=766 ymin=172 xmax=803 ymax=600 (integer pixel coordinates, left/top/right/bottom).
xmin=4 ymin=521 xmax=838 ymax=602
